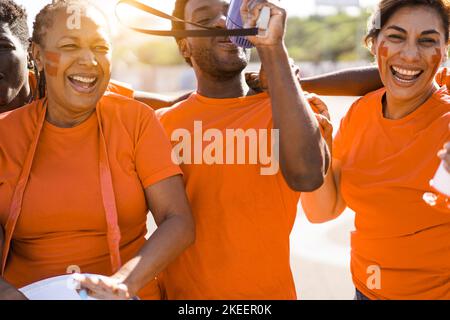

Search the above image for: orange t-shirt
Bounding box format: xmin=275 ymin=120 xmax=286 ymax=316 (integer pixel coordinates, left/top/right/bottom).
xmin=156 ymin=92 xmax=300 ymax=300
xmin=333 ymin=87 xmax=450 ymax=300
xmin=0 ymin=93 xmax=181 ymax=299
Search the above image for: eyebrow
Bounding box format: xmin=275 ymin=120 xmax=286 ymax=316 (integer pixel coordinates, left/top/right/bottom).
xmin=387 ymin=25 xmax=441 ymax=36
xmin=192 ymin=5 xmax=212 ymax=17
xmin=421 ymin=29 xmax=441 ymax=36
xmin=0 ymin=36 xmax=12 ymax=42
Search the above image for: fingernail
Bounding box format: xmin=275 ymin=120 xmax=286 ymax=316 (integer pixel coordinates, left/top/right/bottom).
xmin=79 ymin=289 xmax=88 ymax=300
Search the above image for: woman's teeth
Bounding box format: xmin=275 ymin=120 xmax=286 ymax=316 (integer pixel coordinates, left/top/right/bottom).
xmin=68 ymin=75 xmax=98 ymax=91
xmin=391 ymin=66 xmax=423 ymax=83
xmin=69 ymin=75 xmax=96 ymax=84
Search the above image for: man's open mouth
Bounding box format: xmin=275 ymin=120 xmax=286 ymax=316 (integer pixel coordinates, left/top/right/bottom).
xmin=67 ymin=74 xmax=98 ymax=93
xmin=390 ymin=66 xmax=424 ymax=84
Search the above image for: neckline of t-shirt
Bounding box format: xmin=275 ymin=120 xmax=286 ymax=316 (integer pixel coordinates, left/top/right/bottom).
xmin=43 ymin=111 xmax=97 ymax=133
xmin=376 ymin=85 xmax=448 ymax=125
xmin=191 ymin=91 xmax=269 ymax=106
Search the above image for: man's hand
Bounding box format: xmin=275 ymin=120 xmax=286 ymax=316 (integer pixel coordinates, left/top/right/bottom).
xmin=241 ymin=0 xmax=287 ymax=48
xmin=306 ymin=93 xmax=333 ymax=149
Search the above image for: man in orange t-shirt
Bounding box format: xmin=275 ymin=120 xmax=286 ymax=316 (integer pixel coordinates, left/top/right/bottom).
xmin=155 ymin=0 xmax=330 ymax=299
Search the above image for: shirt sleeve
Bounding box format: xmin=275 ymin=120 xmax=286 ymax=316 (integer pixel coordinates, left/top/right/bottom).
xmin=135 ymin=107 xmax=182 ymax=189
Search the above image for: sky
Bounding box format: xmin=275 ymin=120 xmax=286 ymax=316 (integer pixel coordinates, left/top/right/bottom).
xmin=16 ymin=0 xmax=379 ymax=33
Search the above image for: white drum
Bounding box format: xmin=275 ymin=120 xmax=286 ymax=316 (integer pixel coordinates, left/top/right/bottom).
xmin=19 ymin=274 xmax=101 ymax=300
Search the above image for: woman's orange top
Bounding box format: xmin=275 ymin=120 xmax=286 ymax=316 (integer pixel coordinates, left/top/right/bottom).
xmin=0 ymin=93 xmax=181 ymax=299
xmin=334 ymin=86 xmax=450 ymax=299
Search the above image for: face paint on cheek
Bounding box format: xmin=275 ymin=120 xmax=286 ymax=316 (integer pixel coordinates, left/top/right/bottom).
xmin=377 ymin=41 xmax=388 ymax=75
xmin=44 ymin=51 xmax=61 ymax=77
xmin=431 ymin=48 xmax=442 ymax=77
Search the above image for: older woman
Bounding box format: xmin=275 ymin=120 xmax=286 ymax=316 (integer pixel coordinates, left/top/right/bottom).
xmin=0 ymin=0 xmax=195 ymax=300
xmin=301 ymin=0 xmax=450 ymax=300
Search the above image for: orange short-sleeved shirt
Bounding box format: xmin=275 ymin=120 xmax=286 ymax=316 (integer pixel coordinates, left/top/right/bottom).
xmin=156 ymin=92 xmax=300 ymax=300
xmin=0 ymin=93 xmax=181 ymax=299
xmin=333 ymin=87 xmax=450 ymax=300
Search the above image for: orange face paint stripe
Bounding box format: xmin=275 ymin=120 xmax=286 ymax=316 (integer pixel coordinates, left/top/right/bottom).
xmin=45 ymin=64 xmax=58 ymax=77
xmin=44 ymin=51 xmax=61 ymax=64
xmin=377 ymin=41 xmax=388 ymax=75
xmin=431 ymin=48 xmax=442 ymax=76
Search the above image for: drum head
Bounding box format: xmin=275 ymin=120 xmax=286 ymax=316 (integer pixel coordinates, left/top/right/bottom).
xmin=19 ymin=274 xmax=101 ymax=300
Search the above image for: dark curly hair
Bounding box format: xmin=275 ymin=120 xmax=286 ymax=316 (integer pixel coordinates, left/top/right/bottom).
xmin=0 ymin=0 xmax=30 ymax=49
xmin=365 ymin=0 xmax=450 ymax=49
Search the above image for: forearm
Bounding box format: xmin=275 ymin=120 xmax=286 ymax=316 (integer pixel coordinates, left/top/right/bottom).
xmin=301 ymin=167 xmax=341 ymax=223
xmin=300 ymin=66 xmax=382 ymax=97
xmin=258 ymin=44 xmax=329 ymax=191
xmin=113 ymin=214 xmax=195 ymax=295
xmin=0 ymin=278 xmax=27 ymax=300
xmin=133 ymin=91 xmax=191 ymax=110
xmin=301 ymin=158 xmax=346 ymax=223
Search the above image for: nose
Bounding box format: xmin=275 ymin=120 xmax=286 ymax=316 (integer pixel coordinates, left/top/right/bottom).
xmin=399 ymin=41 xmax=420 ymax=63
xmin=77 ymin=48 xmax=98 ymax=67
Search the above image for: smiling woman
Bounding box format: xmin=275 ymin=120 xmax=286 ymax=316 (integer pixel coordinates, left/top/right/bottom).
xmin=0 ymin=0 xmax=195 ymax=300
xmin=31 ymin=1 xmax=113 ymax=126
xmin=300 ymin=0 xmax=450 ymax=300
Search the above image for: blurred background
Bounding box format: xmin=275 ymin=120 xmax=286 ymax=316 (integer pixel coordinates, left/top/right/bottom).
xmin=17 ymin=0 xmax=380 ymax=299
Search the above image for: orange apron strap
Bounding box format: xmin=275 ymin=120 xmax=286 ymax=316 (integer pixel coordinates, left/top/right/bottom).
xmin=96 ymin=107 xmax=122 ymax=273
xmin=1 ymin=100 xmax=47 ymax=275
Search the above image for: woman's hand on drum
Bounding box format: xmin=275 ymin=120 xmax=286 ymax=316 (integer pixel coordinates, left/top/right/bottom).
xmin=73 ymin=274 xmax=133 ymax=300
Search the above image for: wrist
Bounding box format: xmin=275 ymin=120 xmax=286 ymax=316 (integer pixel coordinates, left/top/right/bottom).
xmin=256 ymin=42 xmax=287 ymax=56
xmin=256 ymin=43 xmax=289 ymax=67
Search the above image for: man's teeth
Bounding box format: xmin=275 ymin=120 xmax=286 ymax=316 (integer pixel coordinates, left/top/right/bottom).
xmin=392 ymin=66 xmax=422 ymax=77
xmin=70 ymin=75 xmax=97 ymax=84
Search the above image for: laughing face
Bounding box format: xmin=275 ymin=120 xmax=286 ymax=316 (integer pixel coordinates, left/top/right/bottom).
xmin=182 ymin=0 xmax=250 ymax=79
xmin=372 ymin=5 xmax=449 ymax=103
xmin=33 ymin=6 xmax=111 ymax=114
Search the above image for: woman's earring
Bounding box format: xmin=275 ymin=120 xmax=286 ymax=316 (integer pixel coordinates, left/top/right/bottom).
xmin=27 ymin=58 xmax=34 ymax=70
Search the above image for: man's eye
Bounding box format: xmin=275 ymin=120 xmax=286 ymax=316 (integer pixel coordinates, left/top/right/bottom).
xmin=197 ymin=19 xmax=212 ymax=25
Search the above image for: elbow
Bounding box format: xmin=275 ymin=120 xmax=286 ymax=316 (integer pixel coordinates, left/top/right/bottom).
xmin=285 ymin=171 xmax=325 ymax=192
xmin=305 ymin=213 xmax=337 ymax=224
